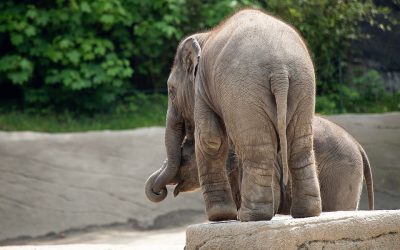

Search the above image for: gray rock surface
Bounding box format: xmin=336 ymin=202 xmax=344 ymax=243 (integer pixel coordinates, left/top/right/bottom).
xmin=0 ymin=128 xmax=205 ymax=242
xmin=0 ymin=113 xmax=399 ymax=243
xmin=186 ymin=210 xmax=400 ymax=250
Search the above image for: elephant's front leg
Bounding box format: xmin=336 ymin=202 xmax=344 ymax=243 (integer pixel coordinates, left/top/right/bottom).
xmin=194 ymin=102 xmax=237 ymax=221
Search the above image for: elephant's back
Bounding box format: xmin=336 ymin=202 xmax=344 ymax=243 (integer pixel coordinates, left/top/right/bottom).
xmin=202 ymin=9 xmax=315 ymax=119
xmin=205 ymin=9 xmax=313 ymax=79
xmin=313 ymin=117 xmax=363 ymax=168
xmin=313 ymin=117 xmax=359 ymax=157
xmin=313 ymin=116 xmax=364 ymax=211
xmin=210 ymin=9 xmax=307 ymax=52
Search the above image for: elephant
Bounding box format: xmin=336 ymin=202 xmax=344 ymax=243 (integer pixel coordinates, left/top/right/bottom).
xmin=146 ymin=116 xmax=374 ymax=216
xmin=145 ymin=9 xmax=322 ymax=221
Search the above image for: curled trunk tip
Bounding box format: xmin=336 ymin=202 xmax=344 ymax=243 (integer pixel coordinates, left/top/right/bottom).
xmin=144 ymin=161 xmax=168 ymax=202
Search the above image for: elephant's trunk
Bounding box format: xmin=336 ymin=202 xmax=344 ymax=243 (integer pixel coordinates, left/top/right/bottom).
xmin=153 ymin=105 xmax=184 ymax=193
xmin=145 ymin=160 xmax=168 ymax=202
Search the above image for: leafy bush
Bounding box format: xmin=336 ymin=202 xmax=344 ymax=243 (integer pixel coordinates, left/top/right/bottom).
xmin=316 ymin=69 xmax=400 ymax=114
xmin=0 ymin=0 xmax=396 ymax=114
xmin=256 ymin=0 xmax=393 ymax=96
xmin=0 ymin=0 xmax=135 ymax=111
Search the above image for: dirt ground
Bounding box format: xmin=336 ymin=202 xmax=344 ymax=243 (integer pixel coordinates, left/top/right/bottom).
xmin=1 ymin=211 xmax=208 ymax=249
xmin=1 ymin=226 xmax=189 ymax=250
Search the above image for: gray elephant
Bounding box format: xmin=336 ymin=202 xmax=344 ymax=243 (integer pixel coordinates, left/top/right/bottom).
xmin=146 ymin=116 xmax=374 ymax=215
xmin=146 ymin=9 xmax=322 ymax=221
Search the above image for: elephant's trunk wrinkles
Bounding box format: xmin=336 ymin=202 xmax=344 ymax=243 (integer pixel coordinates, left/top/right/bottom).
xmin=153 ymin=106 xmax=184 ymax=193
xmin=145 ymin=160 xmax=168 ymax=202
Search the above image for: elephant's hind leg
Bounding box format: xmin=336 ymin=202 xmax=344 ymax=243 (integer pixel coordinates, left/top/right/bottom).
xmin=232 ymin=119 xmax=277 ymax=221
xmin=194 ymin=99 xmax=237 ymax=221
xmin=288 ymin=111 xmax=322 ymax=218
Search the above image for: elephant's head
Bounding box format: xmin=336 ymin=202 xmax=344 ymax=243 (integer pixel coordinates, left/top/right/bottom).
xmin=145 ymin=135 xmax=240 ymax=201
xmin=173 ymin=137 xmax=201 ymax=196
xmin=173 ymin=139 xmax=242 ymax=209
xmin=144 ymin=34 xmax=207 ymax=202
xmin=145 ymin=136 xmax=200 ymax=202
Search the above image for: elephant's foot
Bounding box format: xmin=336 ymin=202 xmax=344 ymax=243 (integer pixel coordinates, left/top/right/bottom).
xmin=203 ymin=183 xmax=237 ymax=221
xmin=289 ymin=151 xmax=322 ymax=218
xmin=238 ymin=202 xmax=274 ymax=221
xmin=291 ymin=194 xmax=322 ymax=218
xmin=290 ymin=179 xmax=322 ymax=218
xmin=206 ymin=201 xmax=237 ymax=221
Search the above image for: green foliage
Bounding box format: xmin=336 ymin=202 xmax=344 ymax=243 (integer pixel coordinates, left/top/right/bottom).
xmin=316 ymin=95 xmax=337 ymax=115
xmin=0 ymin=0 xmax=397 ymax=117
xmin=254 ymin=0 xmax=392 ymax=96
xmin=0 ymin=55 xmax=33 ymax=84
xmin=0 ymin=0 xmax=134 ymax=111
xmin=316 ymin=69 xmax=400 ymax=114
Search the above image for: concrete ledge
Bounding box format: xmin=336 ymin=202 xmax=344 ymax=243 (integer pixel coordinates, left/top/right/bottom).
xmin=186 ymin=210 xmax=400 ymax=250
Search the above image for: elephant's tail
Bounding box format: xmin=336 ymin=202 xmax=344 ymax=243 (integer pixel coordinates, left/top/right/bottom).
xmin=271 ymin=70 xmax=289 ymax=187
xmin=359 ymin=143 xmax=374 ymax=210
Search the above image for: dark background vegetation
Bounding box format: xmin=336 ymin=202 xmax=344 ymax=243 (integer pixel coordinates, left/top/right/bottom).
xmin=0 ymin=0 xmax=399 ymax=132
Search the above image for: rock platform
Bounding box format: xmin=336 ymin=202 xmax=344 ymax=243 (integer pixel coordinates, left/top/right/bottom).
xmin=186 ymin=210 xmax=400 ymax=250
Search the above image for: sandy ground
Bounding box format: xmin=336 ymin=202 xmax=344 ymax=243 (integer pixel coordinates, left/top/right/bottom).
xmin=0 ymin=227 xmax=188 ymax=250
xmin=0 ymin=208 xmax=207 ymax=249
xmin=0 ymin=211 xmax=208 ymax=249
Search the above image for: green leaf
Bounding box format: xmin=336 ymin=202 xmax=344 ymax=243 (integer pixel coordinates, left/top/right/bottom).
xmin=8 ymin=71 xmax=30 ymax=84
xmin=0 ymin=55 xmax=19 ymax=72
xmin=45 ymin=48 xmax=63 ymax=62
xmin=36 ymin=13 xmax=49 ymax=26
xmin=100 ymin=14 xmax=115 ymax=25
xmin=26 ymin=8 xmax=38 ymax=19
xmin=80 ymin=2 xmax=92 ymax=13
xmin=24 ymin=26 xmax=36 ymax=37
xmin=19 ymin=58 xmax=32 ymax=70
xmin=59 ymin=39 xmax=73 ymax=49
xmin=94 ymin=45 xmax=106 ymax=55
xmin=66 ymin=50 xmax=81 ymax=65
xmin=10 ymin=33 xmax=24 ymax=46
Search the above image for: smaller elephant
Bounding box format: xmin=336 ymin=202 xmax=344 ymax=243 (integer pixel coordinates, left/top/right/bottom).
xmin=145 ymin=117 xmax=374 ymax=214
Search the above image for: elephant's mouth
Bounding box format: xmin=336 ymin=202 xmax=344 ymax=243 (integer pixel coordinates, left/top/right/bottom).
xmin=173 ymin=182 xmax=183 ymax=197
xmin=167 ymin=179 xmax=180 ymax=189
xmin=173 ymin=179 xmax=200 ymax=197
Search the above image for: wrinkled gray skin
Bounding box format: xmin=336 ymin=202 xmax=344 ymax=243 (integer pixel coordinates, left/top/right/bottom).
xmin=153 ymin=117 xmax=374 ymax=215
xmin=145 ymin=9 xmax=322 ymax=221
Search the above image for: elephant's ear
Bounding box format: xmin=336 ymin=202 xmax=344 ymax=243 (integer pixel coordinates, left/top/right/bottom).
xmin=181 ymin=37 xmax=201 ymax=83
